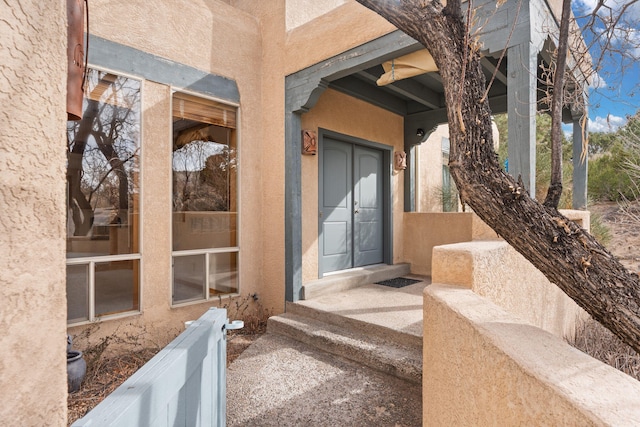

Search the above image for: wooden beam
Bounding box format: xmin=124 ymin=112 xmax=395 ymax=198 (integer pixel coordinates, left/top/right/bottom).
xmin=330 ymin=75 xmax=408 ymax=115
xmin=357 ymin=68 xmax=443 ymax=110
xmin=481 ymin=57 xmax=508 ymax=85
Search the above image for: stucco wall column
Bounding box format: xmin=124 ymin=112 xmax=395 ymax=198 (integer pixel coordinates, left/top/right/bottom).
xmin=0 ymin=2 xmax=68 ymax=424
xmin=572 ymin=116 xmax=588 ymax=209
xmin=507 ymin=42 xmax=538 ymax=196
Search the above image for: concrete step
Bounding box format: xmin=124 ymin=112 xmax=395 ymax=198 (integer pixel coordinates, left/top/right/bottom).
xmin=285 ymin=298 xmax=422 ymax=349
xmin=267 ymin=312 xmax=422 ymax=384
xmin=302 ymin=263 xmax=411 ymax=300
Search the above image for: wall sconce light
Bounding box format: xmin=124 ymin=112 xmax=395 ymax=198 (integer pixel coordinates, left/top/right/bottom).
xmin=416 ymin=128 xmax=425 ymax=138
xmin=394 ymin=151 xmax=407 ymax=170
xmin=302 ymin=130 xmax=317 ymax=155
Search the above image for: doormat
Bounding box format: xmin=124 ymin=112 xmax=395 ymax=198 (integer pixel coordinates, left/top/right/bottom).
xmin=375 ymin=277 xmax=421 ymax=288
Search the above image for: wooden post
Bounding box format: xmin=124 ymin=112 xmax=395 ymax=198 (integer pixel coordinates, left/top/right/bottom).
xmin=507 ymin=42 xmax=538 ymax=197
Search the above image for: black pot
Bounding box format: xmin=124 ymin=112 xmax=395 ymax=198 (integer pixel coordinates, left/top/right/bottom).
xmin=67 ymin=350 xmax=86 ymax=393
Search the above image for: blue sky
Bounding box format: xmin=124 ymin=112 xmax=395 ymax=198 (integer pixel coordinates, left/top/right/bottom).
xmin=573 ymin=0 xmax=640 ymax=133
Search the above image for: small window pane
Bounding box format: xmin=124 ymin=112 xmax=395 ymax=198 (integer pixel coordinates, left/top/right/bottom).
xmin=95 ymin=260 xmax=139 ymax=317
xmin=67 ymin=264 xmax=90 ymax=322
xmin=67 ymin=69 xmax=141 ymax=258
xmin=173 ymin=255 xmax=206 ymax=303
xmin=209 ymin=252 xmax=239 ymax=295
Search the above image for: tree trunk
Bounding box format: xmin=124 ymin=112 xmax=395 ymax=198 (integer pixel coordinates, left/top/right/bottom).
xmin=355 ymin=0 xmax=640 ymax=353
xmin=543 ymin=0 xmax=572 ymax=209
xmin=68 ymin=99 xmax=99 ymax=236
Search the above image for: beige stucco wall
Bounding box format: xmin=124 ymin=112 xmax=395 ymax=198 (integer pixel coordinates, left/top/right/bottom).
xmin=232 ymin=0 xmax=287 ymax=314
xmin=404 ymin=209 xmax=585 ymax=279
xmin=285 ymin=0 xmax=347 ymax=31
xmin=424 ymin=284 xmax=640 ymax=425
xmin=416 ymin=124 xmax=450 ymax=212
xmin=284 ymin=2 xmax=397 ymax=75
xmin=300 ymin=89 xmax=405 ymax=282
xmin=416 ymin=122 xmax=500 ymax=213
xmin=68 ymin=0 xmax=273 ymax=351
xmin=0 ymin=1 xmax=68 ymax=425
xmin=403 ymin=212 xmax=500 ymax=276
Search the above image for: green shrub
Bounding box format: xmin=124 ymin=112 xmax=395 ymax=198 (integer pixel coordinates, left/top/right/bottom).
xmin=588 ymin=142 xmax=638 ymax=201
xmin=589 ymin=211 xmax=612 ymax=246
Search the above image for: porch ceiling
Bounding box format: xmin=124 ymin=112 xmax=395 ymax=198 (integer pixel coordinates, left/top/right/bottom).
xmin=328 ymin=52 xmax=508 ymax=118
xmin=327 ymin=51 xmax=564 ymax=121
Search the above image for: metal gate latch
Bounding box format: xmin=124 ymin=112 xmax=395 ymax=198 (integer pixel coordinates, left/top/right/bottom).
xmin=224 ymin=320 xmax=244 ymax=332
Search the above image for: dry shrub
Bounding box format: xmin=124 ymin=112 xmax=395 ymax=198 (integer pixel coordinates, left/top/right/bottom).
xmin=220 ymin=293 xmax=272 ymax=337
xmin=67 ymin=325 xmax=162 ymax=425
xmin=570 ymin=318 xmax=640 ymax=381
xmin=67 ymin=347 xmax=160 ymax=425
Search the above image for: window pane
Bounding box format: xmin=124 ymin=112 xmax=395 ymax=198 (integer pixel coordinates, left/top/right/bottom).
xmin=209 ymin=252 xmax=239 ymax=295
xmin=67 ymin=69 xmax=141 ymax=258
xmin=95 ymin=260 xmax=140 ymax=317
xmin=172 ymin=95 xmax=237 ymax=252
xmin=173 ymin=255 xmax=206 ymax=303
xmin=67 ymin=264 xmax=89 ymax=322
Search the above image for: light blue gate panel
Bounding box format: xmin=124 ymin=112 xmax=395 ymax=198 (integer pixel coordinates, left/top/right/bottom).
xmin=71 ymin=307 xmax=230 ymax=427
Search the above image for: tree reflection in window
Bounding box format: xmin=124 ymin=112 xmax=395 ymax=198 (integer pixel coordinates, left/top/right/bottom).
xmin=171 ymin=93 xmax=238 ymax=303
xmin=67 ymin=69 xmax=140 ymax=255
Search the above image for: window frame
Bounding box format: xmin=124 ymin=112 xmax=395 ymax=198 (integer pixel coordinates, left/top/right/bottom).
xmin=169 ymin=88 xmax=241 ymax=308
xmin=66 ymin=65 xmax=144 ymax=326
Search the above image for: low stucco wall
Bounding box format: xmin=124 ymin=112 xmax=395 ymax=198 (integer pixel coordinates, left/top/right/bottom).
xmin=403 ymin=212 xmax=499 ymax=276
xmin=423 ymin=284 xmax=640 ymax=425
xmin=432 ymin=240 xmax=586 ymax=339
xmin=403 ymin=209 xmax=589 ymax=278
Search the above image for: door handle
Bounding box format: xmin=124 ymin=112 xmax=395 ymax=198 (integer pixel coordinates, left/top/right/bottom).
xmin=354 ymin=209 xmax=359 ymax=214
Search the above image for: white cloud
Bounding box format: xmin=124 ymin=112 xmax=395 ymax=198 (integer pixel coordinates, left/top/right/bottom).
xmin=589 ymin=71 xmax=608 ymax=89
xmin=588 ymin=114 xmax=627 ymax=132
xmin=574 ymin=0 xmax=640 ymax=58
xmin=575 ymin=0 xmax=640 ymax=19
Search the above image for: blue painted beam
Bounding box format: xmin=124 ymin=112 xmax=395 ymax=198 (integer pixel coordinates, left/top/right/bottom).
xmin=88 ymin=35 xmax=239 ymax=104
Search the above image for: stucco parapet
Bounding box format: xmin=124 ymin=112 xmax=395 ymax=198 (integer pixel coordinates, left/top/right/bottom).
xmin=560 ymin=208 xmax=591 ymax=233
xmin=432 ymin=240 xmax=508 ymax=287
xmin=284 ymin=2 xmax=396 ymax=75
xmin=424 ymin=283 xmax=640 ymax=425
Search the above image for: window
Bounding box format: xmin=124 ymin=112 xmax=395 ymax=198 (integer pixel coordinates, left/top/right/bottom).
xmin=171 ymin=92 xmax=238 ymax=305
xmin=66 ymin=69 xmax=141 ymax=324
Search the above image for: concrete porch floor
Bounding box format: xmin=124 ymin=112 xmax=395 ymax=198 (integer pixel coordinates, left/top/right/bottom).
xmin=226 ymin=272 xmax=430 ymax=426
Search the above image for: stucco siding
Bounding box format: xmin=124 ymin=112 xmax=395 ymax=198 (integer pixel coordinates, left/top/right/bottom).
xmin=0 ymin=1 xmax=68 ymax=425
xmin=285 ymin=0 xmax=347 ymax=31
xmin=68 ymin=0 xmax=271 ymax=349
xmin=284 ymin=2 xmax=397 ymax=75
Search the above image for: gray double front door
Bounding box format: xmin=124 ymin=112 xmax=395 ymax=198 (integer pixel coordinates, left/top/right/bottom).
xmin=320 ymin=136 xmax=385 ymax=275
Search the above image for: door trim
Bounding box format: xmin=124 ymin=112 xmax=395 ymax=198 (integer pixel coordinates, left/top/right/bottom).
xmin=318 ymin=129 xmax=393 ymax=277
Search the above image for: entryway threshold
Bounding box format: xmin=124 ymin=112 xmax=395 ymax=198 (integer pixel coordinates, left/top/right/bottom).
xmin=301 ymin=263 xmax=410 ymax=300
